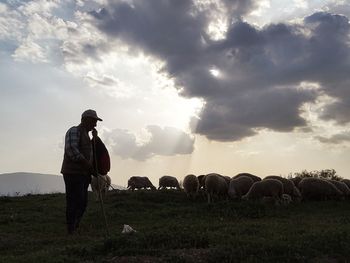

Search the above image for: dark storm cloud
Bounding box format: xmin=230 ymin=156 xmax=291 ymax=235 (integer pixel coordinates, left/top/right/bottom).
xmin=316 ymin=132 xmax=350 ymax=144
xmin=325 ymin=2 xmax=350 ymax=18
xmin=302 ymin=12 xmax=350 ymax=124
xmin=89 ymin=0 xmax=350 ymax=141
xmin=90 ymin=0 xmax=208 ymax=75
xmin=192 ymin=87 xmax=316 ymax=141
xmin=104 ymin=126 xmax=194 ymax=160
xmin=61 ymin=40 xmax=109 ymax=64
xmin=221 ymin=0 xmax=257 ymax=18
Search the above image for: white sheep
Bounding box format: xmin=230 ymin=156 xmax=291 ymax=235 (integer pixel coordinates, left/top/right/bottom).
xmin=91 ymin=174 xmax=111 ymax=201
xmin=205 ymin=173 xmax=228 ymax=204
xmin=329 ymin=180 xmax=350 ymax=198
xmin=298 ymin=177 xmax=343 ymax=201
xmin=242 ymin=179 xmax=283 ymax=202
xmin=233 ymin=173 xmax=262 ymax=182
xmin=341 ymin=179 xmax=350 ymax=190
xmin=264 ymin=175 xmax=301 ymax=202
xmin=220 ymin=175 xmax=230 ymax=184
xmin=158 ymin=175 xmax=181 ymax=190
xmin=183 ymin=174 xmax=199 ymax=197
xmin=127 ymin=176 xmax=156 ymax=191
xmin=228 ymin=176 xmax=254 ymax=200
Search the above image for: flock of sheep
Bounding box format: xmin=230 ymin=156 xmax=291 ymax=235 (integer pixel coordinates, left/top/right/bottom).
xmin=125 ymin=173 xmax=350 ymax=204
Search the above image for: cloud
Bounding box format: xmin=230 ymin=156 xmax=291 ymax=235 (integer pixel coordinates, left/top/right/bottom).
xmin=12 ymin=37 xmax=49 ymax=63
xmin=324 ymin=1 xmax=350 ymax=18
xmin=60 ymin=10 xmax=109 ymax=66
xmin=85 ymin=72 xmax=119 ymax=86
xmin=103 ymin=126 xmax=195 ymax=160
xmin=316 ymin=131 xmax=350 ymax=144
xmin=0 ymin=1 xmax=107 ymax=65
xmin=89 ymin=0 xmax=350 ymax=141
xmin=0 ymin=3 xmax=24 ymax=41
xmin=84 ymin=72 xmax=135 ymax=98
xmin=3 ymin=1 xmax=350 ymax=143
xmin=18 ymin=0 xmax=60 ymax=17
xmin=192 ymin=86 xmax=316 ymax=141
xmin=0 ymin=1 xmax=69 ymax=63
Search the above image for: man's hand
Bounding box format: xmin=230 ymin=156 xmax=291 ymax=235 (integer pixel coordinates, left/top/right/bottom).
xmin=92 ymin=128 xmax=98 ymax=138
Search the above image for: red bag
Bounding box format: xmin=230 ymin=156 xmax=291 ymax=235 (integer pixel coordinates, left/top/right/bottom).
xmin=92 ymin=136 xmax=111 ymax=175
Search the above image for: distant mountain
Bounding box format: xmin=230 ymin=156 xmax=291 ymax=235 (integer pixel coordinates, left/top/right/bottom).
xmin=0 ymin=172 xmax=125 ymax=196
xmin=0 ymin=172 xmax=65 ymax=196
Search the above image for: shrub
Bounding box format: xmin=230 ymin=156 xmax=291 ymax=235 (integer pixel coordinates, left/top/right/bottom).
xmin=289 ymin=169 xmax=342 ymax=181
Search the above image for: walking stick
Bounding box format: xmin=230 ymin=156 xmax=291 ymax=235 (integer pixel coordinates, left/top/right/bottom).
xmin=92 ymin=131 xmax=110 ymax=237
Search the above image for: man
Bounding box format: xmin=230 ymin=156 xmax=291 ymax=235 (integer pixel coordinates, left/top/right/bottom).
xmin=61 ymin=109 xmax=102 ymax=234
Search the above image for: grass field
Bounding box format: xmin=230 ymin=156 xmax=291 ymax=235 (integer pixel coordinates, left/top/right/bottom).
xmin=1 ymin=189 xmax=350 ymax=262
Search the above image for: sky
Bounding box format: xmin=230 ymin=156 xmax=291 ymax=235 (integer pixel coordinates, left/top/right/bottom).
xmin=1 ymin=0 xmax=350 ymax=187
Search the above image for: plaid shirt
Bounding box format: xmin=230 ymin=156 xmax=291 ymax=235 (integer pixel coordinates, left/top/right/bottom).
xmin=64 ymin=126 xmax=86 ymax=162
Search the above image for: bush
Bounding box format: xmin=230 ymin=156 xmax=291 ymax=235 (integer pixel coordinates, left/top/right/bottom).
xmin=289 ymin=169 xmax=342 ymax=181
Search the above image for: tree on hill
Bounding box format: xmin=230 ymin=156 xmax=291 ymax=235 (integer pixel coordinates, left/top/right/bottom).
xmin=289 ymin=169 xmax=342 ymax=181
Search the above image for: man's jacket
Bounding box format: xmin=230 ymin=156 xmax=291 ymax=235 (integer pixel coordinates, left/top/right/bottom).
xmin=61 ymin=125 xmax=92 ymax=175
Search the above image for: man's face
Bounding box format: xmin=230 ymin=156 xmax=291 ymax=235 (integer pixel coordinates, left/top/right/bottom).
xmin=83 ymin=117 xmax=98 ymax=131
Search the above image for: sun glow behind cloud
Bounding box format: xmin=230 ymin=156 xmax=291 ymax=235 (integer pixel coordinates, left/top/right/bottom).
xmin=64 ymin=43 xmax=205 ymax=131
xmin=209 ymin=67 xmax=221 ymax=78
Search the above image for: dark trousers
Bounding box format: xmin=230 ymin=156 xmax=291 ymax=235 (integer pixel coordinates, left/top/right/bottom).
xmin=63 ymin=174 xmax=91 ymax=232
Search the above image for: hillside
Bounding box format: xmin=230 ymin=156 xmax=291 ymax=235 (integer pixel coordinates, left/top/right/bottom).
xmin=1 ymin=190 xmax=350 ymax=262
xmin=0 ymin=172 xmax=125 ymax=196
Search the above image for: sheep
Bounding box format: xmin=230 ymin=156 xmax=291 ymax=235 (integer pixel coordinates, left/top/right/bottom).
xmin=127 ymin=176 xmax=156 ymax=191
xmin=206 ymin=173 xmax=230 ymax=184
xmin=233 ymin=173 xmax=261 ymax=182
xmin=264 ymin=175 xmax=301 ymax=202
xmin=205 ymin=173 xmax=229 ymax=204
xmin=329 ymin=180 xmax=350 ymax=198
xmin=341 ymin=179 xmax=350 ymax=190
xmin=242 ymin=179 xmax=284 ymax=202
xmin=183 ymin=174 xmax=199 ymax=197
xmin=91 ymin=174 xmax=111 ymax=201
xmin=228 ymin=176 xmax=254 ymax=200
xmin=290 ymin=177 xmax=302 ymax=188
xmin=298 ymin=177 xmax=343 ymax=201
xmin=158 ymin=175 xmax=181 ymax=190
xmin=222 ymin=175 xmax=231 ymax=185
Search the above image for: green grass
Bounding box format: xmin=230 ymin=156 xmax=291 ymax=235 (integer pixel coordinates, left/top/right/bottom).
xmin=1 ymin=190 xmax=350 ymax=262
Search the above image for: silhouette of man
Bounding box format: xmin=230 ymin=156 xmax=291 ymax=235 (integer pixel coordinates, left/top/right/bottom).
xmin=61 ymin=109 xmax=102 ymax=234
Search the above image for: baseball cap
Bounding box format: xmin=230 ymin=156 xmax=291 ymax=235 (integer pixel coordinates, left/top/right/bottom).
xmin=81 ymin=109 xmax=103 ymax=121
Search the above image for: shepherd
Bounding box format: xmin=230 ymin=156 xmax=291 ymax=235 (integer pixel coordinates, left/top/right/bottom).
xmin=61 ymin=109 xmax=103 ymax=235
